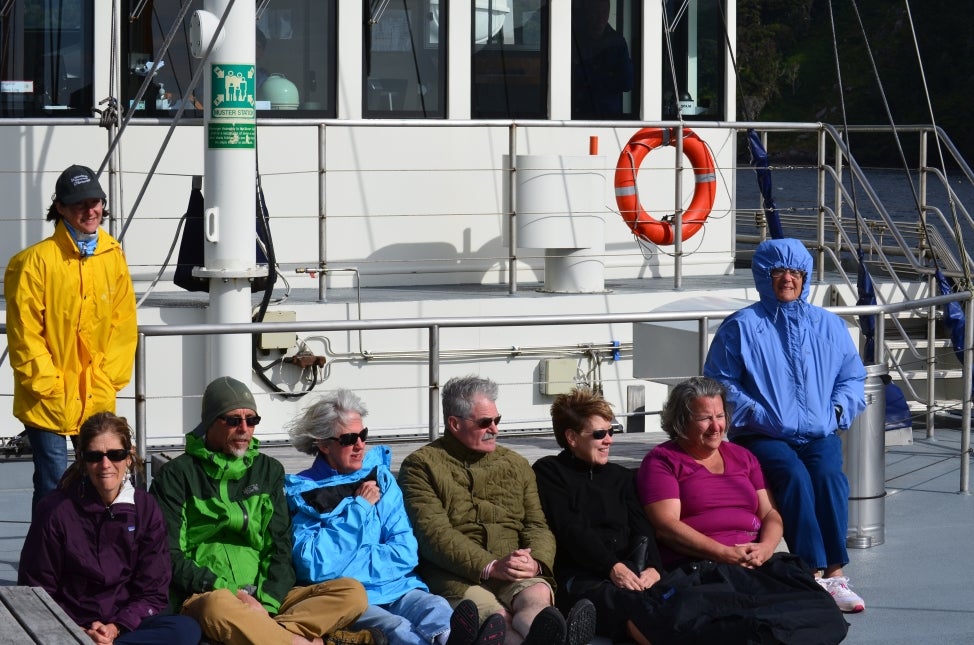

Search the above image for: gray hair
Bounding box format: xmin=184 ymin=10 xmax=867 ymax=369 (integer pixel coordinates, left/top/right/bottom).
xmin=660 ymin=376 xmax=729 ymax=440
xmin=288 ymin=388 xmax=368 ymax=455
xmin=442 ymin=375 xmax=498 ymax=422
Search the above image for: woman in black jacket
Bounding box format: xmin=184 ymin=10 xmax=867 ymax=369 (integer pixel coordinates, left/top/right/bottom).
xmin=533 ymin=388 xmax=660 ymax=645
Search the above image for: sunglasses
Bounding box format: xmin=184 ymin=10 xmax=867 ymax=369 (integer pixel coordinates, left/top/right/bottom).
xmin=82 ymin=449 xmax=130 ymax=463
xmin=326 ymin=428 xmax=369 ymax=446
xmin=220 ymin=414 xmax=261 ymax=427
xmin=581 ymin=427 xmax=616 ymax=440
xmin=769 ymin=268 xmax=806 ymax=280
xmin=466 ymin=416 xmax=502 ymax=429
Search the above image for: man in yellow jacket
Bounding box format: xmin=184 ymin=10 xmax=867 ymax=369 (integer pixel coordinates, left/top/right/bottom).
xmin=5 ymin=164 xmax=137 ymax=512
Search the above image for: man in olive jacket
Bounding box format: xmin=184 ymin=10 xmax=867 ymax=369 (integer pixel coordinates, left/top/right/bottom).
xmin=150 ymin=376 xmax=379 ymax=645
xmin=398 ymin=375 xmax=595 ymax=645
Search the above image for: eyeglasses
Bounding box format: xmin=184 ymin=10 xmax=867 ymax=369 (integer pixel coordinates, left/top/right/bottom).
xmin=220 ymin=414 xmax=261 ymax=428
xmin=325 ymin=428 xmax=369 ymax=446
xmin=82 ymin=449 xmax=130 ymax=463
xmin=770 ymin=268 xmax=806 ymax=280
xmin=466 ymin=416 xmax=502 ymax=429
xmin=580 ymin=427 xmax=616 ymax=440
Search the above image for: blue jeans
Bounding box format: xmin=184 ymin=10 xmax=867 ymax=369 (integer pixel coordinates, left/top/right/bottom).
xmin=26 ymin=426 xmax=73 ymax=513
xmin=353 ymin=588 xmax=453 ymax=645
xmin=115 ymin=614 xmax=202 ymax=644
xmin=735 ymin=433 xmax=849 ymax=571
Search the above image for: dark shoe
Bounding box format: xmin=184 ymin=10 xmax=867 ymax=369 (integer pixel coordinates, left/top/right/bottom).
xmin=522 ymin=606 xmax=566 ymax=645
xmin=475 ymin=612 xmax=506 ymax=644
xmin=325 ymin=627 xmax=388 ymax=645
xmin=565 ymin=599 xmax=597 ymax=645
xmin=446 ymin=599 xmax=480 ymax=645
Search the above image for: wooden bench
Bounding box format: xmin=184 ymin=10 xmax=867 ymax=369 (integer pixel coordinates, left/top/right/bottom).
xmin=0 ymin=586 xmax=88 ymax=644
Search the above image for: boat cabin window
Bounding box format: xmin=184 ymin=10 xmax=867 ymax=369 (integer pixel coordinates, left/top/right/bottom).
xmin=364 ymin=0 xmax=447 ymax=118
xmin=571 ymin=0 xmax=640 ymax=120
xmin=0 ymin=0 xmax=95 ymax=117
xmin=662 ymin=0 xmax=724 ymax=120
xmin=472 ymin=0 xmax=548 ymax=119
xmin=124 ymin=0 xmax=337 ymax=118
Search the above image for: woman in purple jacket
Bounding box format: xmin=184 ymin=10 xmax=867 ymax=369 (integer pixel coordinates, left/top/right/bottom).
xmin=18 ymin=412 xmax=200 ymax=644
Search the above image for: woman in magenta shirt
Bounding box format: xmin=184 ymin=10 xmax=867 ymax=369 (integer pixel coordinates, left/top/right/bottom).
xmin=636 ymin=376 xmax=783 ymax=569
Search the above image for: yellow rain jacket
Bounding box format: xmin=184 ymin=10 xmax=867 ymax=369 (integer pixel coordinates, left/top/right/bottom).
xmin=5 ymin=223 xmax=137 ymax=434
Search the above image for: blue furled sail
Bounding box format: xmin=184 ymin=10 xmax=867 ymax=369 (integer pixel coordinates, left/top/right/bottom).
xmin=935 ymin=269 xmax=966 ymax=365
xmin=747 ymin=129 xmax=785 ymax=239
xmin=858 ymin=249 xmax=912 ymax=432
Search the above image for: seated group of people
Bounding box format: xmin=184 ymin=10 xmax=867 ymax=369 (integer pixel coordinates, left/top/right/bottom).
xmin=19 ymin=371 xmax=853 ymax=645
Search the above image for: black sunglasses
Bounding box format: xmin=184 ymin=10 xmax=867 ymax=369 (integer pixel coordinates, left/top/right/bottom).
xmin=466 ymin=416 xmax=502 ymax=429
xmin=82 ymin=449 xmax=130 ymax=463
xmin=326 ymin=428 xmax=369 ymax=446
xmin=581 ymin=427 xmax=615 ymax=440
xmin=220 ymin=414 xmax=261 ymax=427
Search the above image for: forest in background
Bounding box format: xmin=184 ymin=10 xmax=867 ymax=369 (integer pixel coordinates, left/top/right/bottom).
xmin=736 ymin=0 xmax=974 ymax=165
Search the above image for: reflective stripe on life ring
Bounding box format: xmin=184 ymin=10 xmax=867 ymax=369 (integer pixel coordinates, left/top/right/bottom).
xmin=614 ymin=127 xmax=717 ymax=246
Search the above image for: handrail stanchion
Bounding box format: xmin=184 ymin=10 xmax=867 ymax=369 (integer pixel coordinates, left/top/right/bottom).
xmin=698 ymin=317 xmax=709 ymax=373
xmin=961 ymin=295 xmax=973 ymax=493
xmin=135 ymin=332 xmax=147 ymax=480
xmin=509 ymin=124 xmax=518 ymax=295
xmin=429 ymin=324 xmax=440 ymax=441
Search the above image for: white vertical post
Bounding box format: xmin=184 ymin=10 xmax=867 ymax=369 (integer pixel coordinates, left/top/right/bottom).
xmin=194 ymin=0 xmax=265 ymax=382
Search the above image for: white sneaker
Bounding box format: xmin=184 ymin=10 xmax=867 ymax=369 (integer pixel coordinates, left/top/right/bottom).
xmin=817 ymin=576 xmax=865 ymax=612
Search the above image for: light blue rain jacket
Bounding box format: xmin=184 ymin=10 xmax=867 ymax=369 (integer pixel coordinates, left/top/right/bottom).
xmin=285 ymin=445 xmax=428 ymax=604
xmin=704 ymin=238 xmax=867 ymax=445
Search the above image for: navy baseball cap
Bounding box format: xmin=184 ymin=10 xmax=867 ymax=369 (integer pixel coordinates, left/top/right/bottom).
xmin=55 ymin=165 xmax=107 ymax=205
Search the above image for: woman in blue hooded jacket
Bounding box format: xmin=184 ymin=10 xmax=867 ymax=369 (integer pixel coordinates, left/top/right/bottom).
xmin=285 ymin=389 xmax=501 ymax=645
xmin=703 ymin=238 xmax=868 ymax=613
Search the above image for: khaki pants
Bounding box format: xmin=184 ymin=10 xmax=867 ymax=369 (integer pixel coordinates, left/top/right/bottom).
xmin=182 ymin=578 xmax=368 ymax=645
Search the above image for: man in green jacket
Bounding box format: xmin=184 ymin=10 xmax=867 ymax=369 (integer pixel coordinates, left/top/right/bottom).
xmin=398 ymin=375 xmax=595 ymax=645
xmin=150 ymin=376 xmax=382 ymax=645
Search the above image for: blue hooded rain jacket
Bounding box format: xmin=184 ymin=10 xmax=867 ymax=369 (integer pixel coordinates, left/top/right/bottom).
xmin=704 ymin=238 xmax=867 ymax=445
xmin=285 ymin=445 xmax=429 ymax=605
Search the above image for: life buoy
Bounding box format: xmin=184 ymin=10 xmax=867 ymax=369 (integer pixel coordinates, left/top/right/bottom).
xmin=614 ymin=127 xmax=717 ymax=245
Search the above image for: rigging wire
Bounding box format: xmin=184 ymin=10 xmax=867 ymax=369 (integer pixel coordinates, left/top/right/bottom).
xmin=900 ymin=0 xmax=972 ymax=290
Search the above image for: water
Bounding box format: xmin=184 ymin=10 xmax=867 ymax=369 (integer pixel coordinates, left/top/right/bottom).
xmin=734 ymin=165 xmax=974 ymax=262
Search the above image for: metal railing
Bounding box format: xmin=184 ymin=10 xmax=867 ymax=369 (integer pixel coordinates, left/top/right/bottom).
xmin=130 ymin=290 xmax=973 ymax=490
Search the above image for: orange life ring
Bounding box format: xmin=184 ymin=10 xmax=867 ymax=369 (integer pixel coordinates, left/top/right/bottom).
xmin=614 ymin=127 xmax=717 ymax=245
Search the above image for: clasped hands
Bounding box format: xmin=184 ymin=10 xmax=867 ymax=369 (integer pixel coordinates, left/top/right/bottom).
xmin=85 ymin=621 xmax=121 ymax=644
xmin=609 ymin=562 xmax=660 ymax=591
xmin=491 ymin=548 xmax=541 ymax=581
xmin=728 ymin=541 xmax=774 ymax=569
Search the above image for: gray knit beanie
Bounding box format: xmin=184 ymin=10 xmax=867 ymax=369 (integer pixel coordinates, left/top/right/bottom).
xmin=191 ymin=376 xmax=258 ymax=437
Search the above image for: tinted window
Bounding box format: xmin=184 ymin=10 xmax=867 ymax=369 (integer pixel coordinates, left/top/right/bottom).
xmin=0 ymin=0 xmax=94 ymax=117
xmin=364 ymin=0 xmax=447 ymax=118
xmin=662 ymin=0 xmax=724 ymax=120
xmin=571 ymin=0 xmax=640 ymax=120
xmin=124 ymin=0 xmax=337 ymax=118
xmin=472 ymin=0 xmax=548 ymax=119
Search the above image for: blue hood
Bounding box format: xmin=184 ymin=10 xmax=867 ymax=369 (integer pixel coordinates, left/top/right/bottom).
xmin=751 ymin=238 xmax=813 ymax=309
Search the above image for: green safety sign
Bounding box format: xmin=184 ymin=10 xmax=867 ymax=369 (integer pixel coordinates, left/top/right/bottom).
xmin=208 ymin=122 xmax=256 ymax=149
xmin=211 ymin=64 xmax=256 ymax=120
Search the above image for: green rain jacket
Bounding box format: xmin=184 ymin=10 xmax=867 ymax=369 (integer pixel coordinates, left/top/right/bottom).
xmin=149 ymin=433 xmax=294 ymax=613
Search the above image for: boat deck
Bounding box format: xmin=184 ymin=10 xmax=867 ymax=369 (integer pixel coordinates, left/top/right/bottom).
xmin=1 ymin=426 xmax=971 ymax=644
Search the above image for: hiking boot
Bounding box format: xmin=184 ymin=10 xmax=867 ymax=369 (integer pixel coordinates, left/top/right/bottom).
xmin=522 ymin=606 xmax=566 ymax=645
xmin=446 ymin=599 xmax=479 ymax=645
xmin=817 ymin=576 xmax=865 ymax=613
xmin=325 ymin=627 xmax=388 ymax=645
xmin=565 ymin=598 xmax=597 ymax=645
